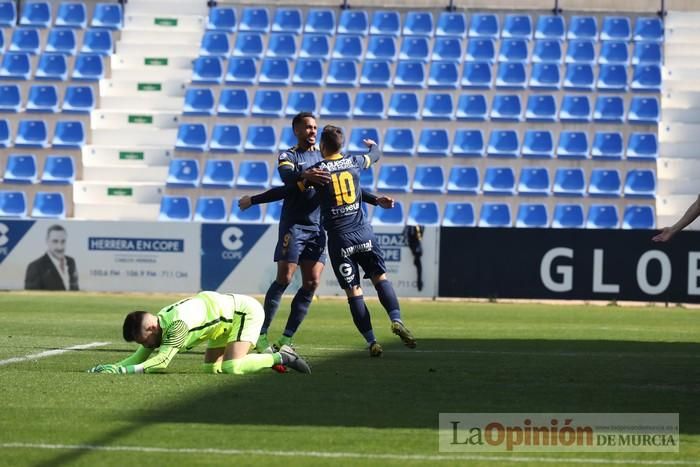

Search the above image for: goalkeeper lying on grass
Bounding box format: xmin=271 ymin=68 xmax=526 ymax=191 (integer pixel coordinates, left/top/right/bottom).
xmin=88 ymin=291 xmax=311 ymax=375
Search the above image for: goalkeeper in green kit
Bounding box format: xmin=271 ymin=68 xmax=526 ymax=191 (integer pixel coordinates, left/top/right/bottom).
xmin=88 ymin=291 xmax=311 ymax=375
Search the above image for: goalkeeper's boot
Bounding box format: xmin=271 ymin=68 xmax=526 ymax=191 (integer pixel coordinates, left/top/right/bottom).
xmin=368 ymin=341 xmax=383 ymax=358
xmin=277 ymin=344 xmax=312 ymax=374
xmin=391 ymin=321 xmax=417 ymax=349
xmin=255 ymin=334 xmax=273 ymax=354
xmin=274 ymin=335 xmax=294 ymax=351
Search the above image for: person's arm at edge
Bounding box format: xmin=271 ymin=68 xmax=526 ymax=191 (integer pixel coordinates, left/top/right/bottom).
xmin=652 ymin=194 xmax=700 ymax=242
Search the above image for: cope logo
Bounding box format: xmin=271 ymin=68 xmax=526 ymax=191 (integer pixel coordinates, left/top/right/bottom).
xmin=220 ymin=227 xmax=244 ymax=260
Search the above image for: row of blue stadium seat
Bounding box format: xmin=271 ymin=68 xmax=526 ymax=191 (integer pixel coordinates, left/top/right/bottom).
xmin=207 ymin=7 xmax=663 ymax=43
xmin=183 ymin=88 xmax=659 ymax=124
xmin=192 ymin=56 xmax=661 ymax=92
xmin=0 ymin=119 xmax=84 ymax=148
xmin=0 ymin=52 xmax=105 ymax=80
xmin=200 ymin=32 xmax=662 ymax=66
xmin=2 ymin=154 xmax=74 ymax=184
xmin=0 ymin=190 xmax=66 ymax=218
xmin=0 ymin=28 xmax=114 ymax=56
xmin=166 ymin=159 xmax=273 ymax=189
xmin=0 ymin=2 xmax=121 ymax=29
xmin=0 ymin=84 xmax=94 ymax=112
xmin=175 ymin=122 xmax=658 ymax=159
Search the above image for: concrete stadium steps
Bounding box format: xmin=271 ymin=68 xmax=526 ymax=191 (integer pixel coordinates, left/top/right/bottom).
xmin=90 ymin=110 xmax=181 ymax=130
xmin=124 ymin=15 xmax=206 ymax=32
xmin=91 ymin=128 xmax=177 ymax=146
xmin=124 ymin=0 xmax=209 ymax=17
xmin=99 ymin=79 xmax=187 ymax=98
xmin=74 ymin=181 xmax=163 ymax=204
xmin=111 ymin=55 xmax=195 ymax=72
xmin=82 ymin=165 xmax=168 ymax=182
xmin=116 ymin=42 xmax=201 ymax=56
xmin=74 ymin=202 xmax=160 ymax=220
xmin=82 ymin=146 xmax=173 ymax=167
xmin=99 ymin=96 xmax=185 ymax=112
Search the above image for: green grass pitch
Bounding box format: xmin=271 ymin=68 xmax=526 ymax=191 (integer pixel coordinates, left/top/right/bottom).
xmin=0 ymin=291 xmax=698 ymax=466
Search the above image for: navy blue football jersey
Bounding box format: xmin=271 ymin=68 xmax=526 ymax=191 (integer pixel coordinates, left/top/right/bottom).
xmin=277 ymin=145 xmax=324 ymax=229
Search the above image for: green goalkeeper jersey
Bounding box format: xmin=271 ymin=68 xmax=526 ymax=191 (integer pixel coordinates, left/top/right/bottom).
xmin=116 ymin=291 xmax=237 ymax=373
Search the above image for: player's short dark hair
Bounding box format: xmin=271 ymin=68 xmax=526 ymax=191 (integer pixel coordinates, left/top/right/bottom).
xmin=320 ymin=125 xmax=344 ymax=154
xmin=46 ymin=224 xmax=66 ymax=239
xmin=123 ymin=311 xmax=148 ymax=342
xmin=292 ymin=112 xmax=315 ymax=130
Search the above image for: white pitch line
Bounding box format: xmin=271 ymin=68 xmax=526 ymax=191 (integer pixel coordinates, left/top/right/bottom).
xmin=0 ymin=443 xmax=694 ymax=465
xmin=0 ymin=341 xmax=111 ymax=367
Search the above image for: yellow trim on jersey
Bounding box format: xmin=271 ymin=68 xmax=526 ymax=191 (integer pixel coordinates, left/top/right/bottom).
xmin=323 ymin=153 xmax=343 ymax=161
xmin=363 ymin=154 xmax=371 ymax=169
xmin=297 ymin=181 xmax=307 ymax=191
xmin=279 ymin=161 xmax=295 ymax=168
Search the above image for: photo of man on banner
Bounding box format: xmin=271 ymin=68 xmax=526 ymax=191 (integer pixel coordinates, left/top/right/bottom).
xmin=25 ymin=224 xmax=79 ymax=291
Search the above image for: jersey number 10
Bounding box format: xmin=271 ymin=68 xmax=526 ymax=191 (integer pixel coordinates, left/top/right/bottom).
xmin=331 ymin=172 xmax=356 ymax=206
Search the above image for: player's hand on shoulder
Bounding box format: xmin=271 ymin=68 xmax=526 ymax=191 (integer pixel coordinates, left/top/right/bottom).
xmin=238 ymin=195 xmax=252 ymax=211
xmin=301 ymin=167 xmax=331 ymax=186
xmin=377 ymin=196 xmax=395 ymax=209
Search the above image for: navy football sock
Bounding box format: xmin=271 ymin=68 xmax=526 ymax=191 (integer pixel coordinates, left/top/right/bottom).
xmin=348 ymin=295 xmax=375 ymax=344
xmin=375 ymin=279 xmax=402 ymax=322
xmin=283 ymin=287 xmax=314 ymax=337
xmin=261 ymin=280 xmax=288 ymax=334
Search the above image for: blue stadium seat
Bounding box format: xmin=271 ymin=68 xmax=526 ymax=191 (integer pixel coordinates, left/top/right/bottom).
xmin=535 ymin=15 xmax=565 ymax=40
xmin=403 ymin=11 xmax=433 ymax=37
xmin=452 ymin=129 xmax=485 ymax=157
xmin=0 ymin=53 xmax=31 ymax=80
xmin=366 ymin=36 xmax=397 ymax=61
xmin=588 ymin=168 xmax=622 ymax=197
xmin=4 ymin=154 xmax=37 ymax=183
xmin=529 ymin=63 xmax=561 ymax=89
xmin=479 ymin=203 xmax=512 ymax=227
xmin=210 ymin=124 xmax=242 ymax=152
xmin=387 ymin=92 xmax=419 ymax=119
xmin=266 ymin=33 xmax=297 ymax=58
xmin=224 ymin=57 xmax=256 ymax=85
xmin=436 ymin=12 xmax=467 ymax=38
xmin=633 ymin=42 xmax=662 ymax=65
xmin=601 ymin=16 xmax=631 ymax=41
xmin=627 ymin=132 xmax=657 ymax=161
xmin=428 ymin=61 xmax=459 ymax=89
xmin=376 ymin=164 xmax=410 ymax=192
xmin=557 ymin=131 xmax=589 ymax=159
xmin=236 ymin=161 xmax=270 ymax=189
xmin=422 ymin=93 xmax=454 ymax=120
xmin=482 ymin=166 xmax=516 ymax=195
xmin=235 ymin=34 xmax=266 ymax=58
xmin=359 ymin=167 xmax=374 ymax=189
xmin=594 ymin=96 xmax=625 ymax=123
xmin=432 ymin=37 xmax=463 ymax=62
xmin=26 ymin=85 xmax=58 ymax=113
xmin=62 ymin=86 xmax=94 ymax=113
xmin=623 ymin=205 xmax=655 ymax=229
xmin=443 ymin=202 xmax=476 ymax=227
xmin=20 ymin=2 xmax=50 ymax=27
xmin=628 ymin=96 xmax=659 ymax=124
xmin=399 ymin=36 xmax=430 ymax=62
xmin=251 ymin=89 xmax=284 ymax=117
xmin=0 ymin=190 xmax=27 ymax=217
xmin=591 ymin=132 xmax=624 ymax=160
xmin=553 ymin=168 xmax=585 ymax=196
xmin=292 ymin=58 xmax=324 ymax=86
xmin=286 ymin=90 xmax=316 ymax=116
xmin=552 ymin=204 xmax=584 ymax=228
xmin=490 ymin=94 xmax=522 ymax=121
xmin=518 ymin=167 xmax=550 ymax=195
xmin=503 ymin=14 xmax=533 ymax=39
xmin=624 ymin=169 xmax=656 ymax=198
xmin=11 ymin=28 xmax=40 ymax=54
xmin=201 ymin=160 xmax=235 ymax=189
xmin=360 ymin=60 xmax=391 ymax=87
xmin=218 ymin=88 xmax=249 ymax=116
xmin=230 ymin=200 xmax=263 ymax=223
xmin=461 ymin=62 xmax=492 ymax=88
xmin=631 ymin=64 xmax=662 ymax=92
xmin=487 ymin=129 xmax=519 ymax=157
xmin=244 ymin=125 xmax=276 ymax=153
xmin=559 ymin=95 xmax=591 ymax=122
xmin=305 ymin=9 xmax=335 ymax=35
xmin=0 ymin=84 xmax=21 ymax=112
xmin=183 ymin=88 xmax=215 ymax=116
xmin=91 ymin=3 xmax=122 ymax=29
xmin=192 ymin=56 xmax=224 ymax=84
xmin=597 ymin=64 xmax=628 ymax=91
xmin=412 ymin=165 xmax=445 ymax=193
xmin=516 ymin=204 xmax=548 ymax=228
xmin=382 ymin=127 xmax=414 ymax=156
xmin=15 ymin=120 xmax=48 ymax=148
xmin=587 ymin=205 xmax=619 ymax=229
xmin=496 ymin=62 xmax=527 ymax=89
xmin=338 ymin=10 xmax=369 ymax=36
xmin=567 ymin=16 xmax=597 ymax=40
xmin=194 ymin=197 xmax=227 ymax=223
xmin=354 ymin=91 xmax=385 ymax=119
xmin=41 ymin=155 xmax=74 ymax=184
xmin=466 ymin=38 xmax=496 ymax=62
xmin=565 ymin=40 xmax=595 ymax=64
xmin=166 ymin=159 xmax=200 ymax=188
xmin=259 ymin=58 xmax=291 ymax=86
xmin=175 ymin=123 xmax=207 ymax=152
xmin=264 ymin=200 xmax=284 ymax=223
xmin=599 ymin=41 xmax=629 ymax=64
xmin=81 ymin=29 xmax=112 ymax=55
xmin=207 ymin=7 xmax=236 ymax=32
xmin=31 ymin=192 xmax=65 ymax=218
xmin=46 ymin=28 xmax=77 ymax=54
xmin=417 ymin=128 xmax=449 ymax=157
xmin=408 ymin=201 xmax=440 ymax=226
xmin=239 ymin=7 xmax=269 ymax=33
xmin=332 ymin=35 xmax=363 ymax=61
xmin=521 ymin=130 xmax=554 ymax=158
xmin=371 ymin=10 xmax=400 ymax=36
xmin=299 ymin=34 xmax=330 ymax=60
xmin=158 ymin=196 xmax=191 ymax=222
xmin=469 ymin=13 xmax=499 ymax=38
xmin=447 ymin=166 xmax=479 ymax=194
xmin=372 ymin=200 xmax=404 ymax=225
xmin=327 ymin=59 xmax=359 ymax=86
xmin=394 ymin=61 xmax=426 ymax=88
xmin=0 ymin=119 xmax=10 ymax=147
xmin=200 ymin=31 xmax=231 ymax=56
xmin=498 ymin=39 xmax=528 ymax=63
xmin=320 ymin=91 xmax=351 ymax=119
xmin=348 ymin=128 xmax=379 ymax=154
xmin=532 ymin=40 xmax=563 ymax=63
xmin=36 ymin=53 xmax=68 ymax=81
xmin=272 ymin=7 xmax=302 ymax=34
xmin=564 ymin=63 xmax=594 ymax=90
xmin=0 ymin=1 xmax=16 ymax=27
xmin=277 ymin=127 xmax=296 ymax=151
xmin=634 ymin=17 xmax=664 ymax=42
xmin=525 ymin=94 xmax=557 ymax=122
xmin=456 ymin=94 xmax=488 ymax=121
